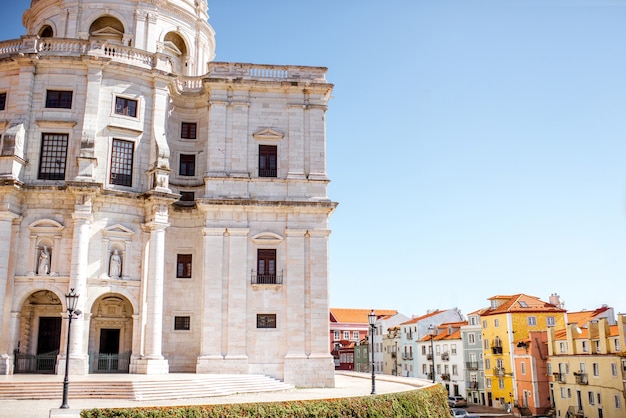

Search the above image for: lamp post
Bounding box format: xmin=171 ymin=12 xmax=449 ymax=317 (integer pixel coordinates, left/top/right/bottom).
xmin=428 ymin=324 xmax=436 ymax=383
xmin=393 ymin=339 xmax=398 ymax=376
xmin=368 ymin=309 xmax=376 ymax=395
xmin=60 ymin=288 xmax=80 ymax=409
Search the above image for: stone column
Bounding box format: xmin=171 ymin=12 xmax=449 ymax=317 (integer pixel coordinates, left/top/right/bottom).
xmin=135 ymin=222 xmax=169 ymax=374
xmin=0 ymin=212 xmax=19 ymax=374
xmin=196 ymin=227 xmax=226 ymax=372
xmin=223 ymin=228 xmax=249 ymax=372
xmin=307 ymin=105 xmax=329 ymax=181
xmin=287 ymin=102 xmax=306 ymax=180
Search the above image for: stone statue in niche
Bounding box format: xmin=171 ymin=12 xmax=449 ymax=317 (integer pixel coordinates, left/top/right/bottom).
xmin=109 ymin=249 xmax=122 ymax=278
xmin=38 ymin=245 xmax=50 ymax=275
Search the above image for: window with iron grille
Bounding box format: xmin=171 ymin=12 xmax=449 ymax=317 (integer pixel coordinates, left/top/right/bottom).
xmin=110 ymin=139 xmax=134 ymax=186
xmin=257 ymin=249 xmax=276 ymax=284
xmin=46 ymin=90 xmax=72 ymax=109
xmin=176 ymin=254 xmax=192 ymax=278
xmin=115 ymin=96 xmax=138 ymax=117
xmin=38 ymin=133 xmax=68 ymax=180
xmin=257 ymin=314 xmax=276 ymax=329
xmin=258 ymin=145 xmax=277 ymax=177
xmin=181 ymin=122 xmax=197 ymax=139
xmin=179 ymin=154 xmax=195 ymax=176
xmin=0 ymin=92 xmax=6 ymax=111
xmin=174 ymin=316 xmax=190 ymax=330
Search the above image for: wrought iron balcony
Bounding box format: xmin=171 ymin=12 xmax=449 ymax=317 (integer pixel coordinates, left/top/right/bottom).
xmin=491 ymin=346 xmax=503 ymax=355
xmin=567 ymin=406 xmax=584 ymax=417
xmin=441 ymin=352 xmax=450 ymax=361
xmin=251 ymin=271 xmax=283 ymax=285
xmin=466 ymin=361 xmax=479 ymax=370
xmin=574 ymin=371 xmax=588 ymax=385
xmin=552 ymin=372 xmax=566 ymax=383
xmin=406 ymin=332 xmax=413 ymax=340
xmin=426 ymin=353 xmax=433 ymax=360
xmin=468 ymin=381 xmax=479 ymax=389
xmin=493 ymin=367 xmax=505 ymax=377
xmin=441 ymin=373 xmax=450 ymax=381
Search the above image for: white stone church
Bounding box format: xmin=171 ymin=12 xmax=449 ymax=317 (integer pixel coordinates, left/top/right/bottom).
xmin=0 ymin=0 xmax=336 ymax=387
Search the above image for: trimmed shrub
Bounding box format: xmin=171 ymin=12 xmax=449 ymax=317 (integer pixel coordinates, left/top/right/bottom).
xmin=81 ymin=385 xmax=448 ymax=418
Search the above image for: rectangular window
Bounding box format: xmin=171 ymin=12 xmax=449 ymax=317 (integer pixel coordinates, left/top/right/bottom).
xmin=485 ymin=359 xmax=491 ymax=370
xmin=560 ymin=342 xmax=566 ymax=353
xmin=179 ymin=191 xmax=195 ymax=202
xmin=611 ymin=362 xmax=618 ymax=376
xmin=0 ymin=92 xmax=6 ymax=110
xmin=452 ymin=365 xmax=458 ymax=375
xmin=115 ymin=96 xmax=138 ymax=117
xmin=616 ymin=395 xmax=622 ymax=409
xmin=257 ymin=313 xmax=276 ymax=329
xmin=259 ymin=145 xmax=277 ymax=177
xmin=486 ymin=378 xmax=491 ymax=389
xmin=38 ymin=133 xmax=68 ymax=180
xmin=593 ymin=363 xmax=599 ymax=376
xmin=176 ymin=254 xmax=192 ymax=278
xmin=494 ymin=319 xmax=499 ymax=327
xmin=615 ymin=339 xmax=620 ymax=352
xmin=588 ymin=391 xmax=594 ymax=405
xmin=528 ymin=316 xmax=536 ymax=326
xmin=179 ymin=154 xmax=196 ymax=176
xmin=174 ymin=316 xmax=190 ymax=330
xmin=483 ymin=320 xmax=487 ymax=329
xmin=498 ymin=378 xmax=504 ymax=389
xmin=353 ymin=331 xmax=359 ymax=340
xmin=560 ymin=388 xmax=566 ymax=399
xmin=521 ymin=361 xmax=526 ymax=375
xmin=343 ymin=331 xmax=350 ymax=340
xmin=468 ymin=334 xmax=475 ymax=344
xmin=451 ymin=344 xmax=457 ymax=354
xmin=46 ymin=90 xmax=72 ymax=108
xmin=110 ymin=139 xmax=134 ymax=186
xmin=181 ymin=122 xmax=197 ymax=139
xmin=547 ymin=316 xmax=556 ymax=326
xmin=333 ymin=330 xmax=340 ymax=340
xmin=256 ymin=249 xmax=277 ymax=284
xmin=582 ymin=341 xmax=588 ymax=352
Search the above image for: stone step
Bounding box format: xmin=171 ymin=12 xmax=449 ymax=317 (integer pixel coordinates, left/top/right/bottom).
xmin=0 ymin=375 xmax=294 ymax=400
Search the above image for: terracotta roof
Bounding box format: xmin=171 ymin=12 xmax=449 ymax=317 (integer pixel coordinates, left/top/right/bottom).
xmin=567 ymin=306 xmax=612 ymax=328
xmin=481 ymin=294 xmax=565 ymax=316
xmin=399 ymin=309 xmax=453 ymax=325
xmin=330 ymin=308 xmax=397 ymax=324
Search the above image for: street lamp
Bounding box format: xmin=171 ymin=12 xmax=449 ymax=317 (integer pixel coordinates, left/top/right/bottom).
xmin=60 ymin=288 xmax=80 ymax=409
xmin=428 ymin=324 xmax=436 ymax=383
xmin=368 ymin=309 xmax=376 ymax=395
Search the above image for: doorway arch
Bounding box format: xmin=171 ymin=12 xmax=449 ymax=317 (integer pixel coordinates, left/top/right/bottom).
xmin=88 ymin=294 xmax=133 ymax=373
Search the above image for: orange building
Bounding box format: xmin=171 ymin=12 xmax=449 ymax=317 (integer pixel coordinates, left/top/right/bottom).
xmin=513 ymin=330 xmax=551 ymax=416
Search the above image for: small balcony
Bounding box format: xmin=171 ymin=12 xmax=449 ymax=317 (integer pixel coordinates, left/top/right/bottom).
xmin=468 ymin=381 xmax=479 ymax=390
xmin=391 ymin=352 xmax=396 ymax=358
xmin=567 ymin=406 xmax=584 ymax=417
xmin=251 ymin=271 xmax=283 ymax=285
xmin=441 ymin=373 xmax=450 ymax=381
xmin=552 ymin=372 xmax=566 ymax=383
xmin=574 ymin=372 xmax=588 ymax=385
xmin=402 ymin=353 xmax=413 ymax=360
xmin=406 ymin=332 xmax=413 ymax=340
xmin=466 ymin=361 xmax=479 ymax=370
xmin=493 ymin=367 xmax=505 ymax=377
xmin=426 ymin=353 xmax=433 ymax=360
xmin=441 ymin=352 xmax=449 ymax=361
xmin=491 ymin=346 xmax=503 ymax=355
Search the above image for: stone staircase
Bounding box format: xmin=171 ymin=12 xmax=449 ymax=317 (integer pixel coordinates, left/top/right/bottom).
xmin=0 ymin=374 xmax=294 ymax=401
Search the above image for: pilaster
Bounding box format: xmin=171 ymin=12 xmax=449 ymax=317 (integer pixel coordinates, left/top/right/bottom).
xmin=0 ymin=212 xmax=20 ymax=374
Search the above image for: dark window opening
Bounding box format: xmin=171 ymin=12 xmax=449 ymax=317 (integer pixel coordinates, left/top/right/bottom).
xmin=180 ymin=191 xmax=195 ymax=202
xmin=46 ymin=90 xmax=72 ymax=109
xmin=174 ymin=316 xmax=190 ymax=330
xmin=110 ymin=139 xmax=134 ymax=186
xmin=115 ymin=97 xmax=138 ymax=117
xmin=257 ymin=314 xmax=277 ymax=329
xmin=38 ymin=133 xmax=68 ymax=180
xmin=0 ymin=93 xmax=6 ymax=111
xmin=177 ymin=254 xmax=192 ymax=278
xmin=179 ymin=154 xmax=196 ymax=176
xmin=259 ymin=145 xmax=277 ymax=177
xmin=181 ymin=122 xmax=197 ymax=139
xmin=256 ymin=249 xmax=277 ymax=284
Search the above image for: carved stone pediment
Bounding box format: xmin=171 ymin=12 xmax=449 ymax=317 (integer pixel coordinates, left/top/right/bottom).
xmin=28 ymin=219 xmax=64 ymax=235
xmin=251 ymin=232 xmax=283 ymax=245
xmin=102 ymin=223 xmax=135 ymax=239
xmin=252 ymin=128 xmax=284 ymax=141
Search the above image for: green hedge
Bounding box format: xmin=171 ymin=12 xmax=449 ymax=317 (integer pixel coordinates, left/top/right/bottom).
xmin=81 ymin=385 xmax=448 ymax=418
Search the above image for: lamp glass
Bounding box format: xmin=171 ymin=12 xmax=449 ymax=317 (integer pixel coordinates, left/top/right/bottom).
xmin=65 ymin=288 xmax=79 ymax=312
xmin=368 ymin=310 xmax=376 ymax=326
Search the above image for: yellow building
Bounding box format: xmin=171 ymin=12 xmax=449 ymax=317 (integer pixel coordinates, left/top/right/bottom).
xmin=548 ymin=315 xmax=626 ymax=418
xmin=480 ymin=294 xmax=566 ymax=409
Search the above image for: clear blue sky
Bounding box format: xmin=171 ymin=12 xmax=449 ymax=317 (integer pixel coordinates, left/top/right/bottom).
xmin=5 ymin=0 xmax=626 ymax=317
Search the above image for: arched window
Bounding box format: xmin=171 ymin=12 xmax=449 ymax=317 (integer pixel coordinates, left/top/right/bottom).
xmin=89 ymin=16 xmax=125 ymax=44
xmin=38 ymin=25 xmax=53 ymax=38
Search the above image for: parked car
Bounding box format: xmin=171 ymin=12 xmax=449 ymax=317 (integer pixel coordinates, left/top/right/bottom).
xmin=448 ymin=396 xmax=468 ymax=407
xmin=450 ymin=408 xmax=480 ymax=417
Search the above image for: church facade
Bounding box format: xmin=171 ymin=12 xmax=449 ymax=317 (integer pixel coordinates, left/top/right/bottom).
xmin=0 ymin=0 xmax=336 ymax=387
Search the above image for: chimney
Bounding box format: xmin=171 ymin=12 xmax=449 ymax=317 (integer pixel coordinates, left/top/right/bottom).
xmin=549 ymin=293 xmax=564 ymax=309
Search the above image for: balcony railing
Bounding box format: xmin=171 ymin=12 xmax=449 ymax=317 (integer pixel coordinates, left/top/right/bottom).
xmin=402 ymin=353 xmax=413 ymax=360
xmin=466 ymin=361 xmax=479 ymax=370
xmin=441 ymin=374 xmax=450 ymax=381
xmin=493 ymin=367 xmax=505 ymax=377
xmin=406 ymin=332 xmax=413 ymax=340
xmin=552 ymin=372 xmax=566 ymax=383
xmin=441 ymin=352 xmax=449 ymax=361
xmin=391 ymin=352 xmax=396 ymax=358
xmin=491 ymin=346 xmax=503 ymax=355
xmin=251 ymin=271 xmax=283 ymax=285
xmin=574 ymin=372 xmax=588 ymax=385
xmin=426 ymin=353 xmax=433 ymax=360
xmin=567 ymin=406 xmax=584 ymax=417
xmin=468 ymin=381 xmax=479 ymax=390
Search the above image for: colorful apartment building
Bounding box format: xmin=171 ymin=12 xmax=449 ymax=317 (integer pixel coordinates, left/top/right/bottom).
xmin=462 ymin=310 xmax=486 ymax=405
xmin=547 ymin=315 xmax=626 ymax=418
xmin=480 ymin=294 xmax=566 ymax=409
xmin=329 ymin=308 xmax=397 ymax=367
xmin=513 ymin=330 xmax=551 ymax=416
